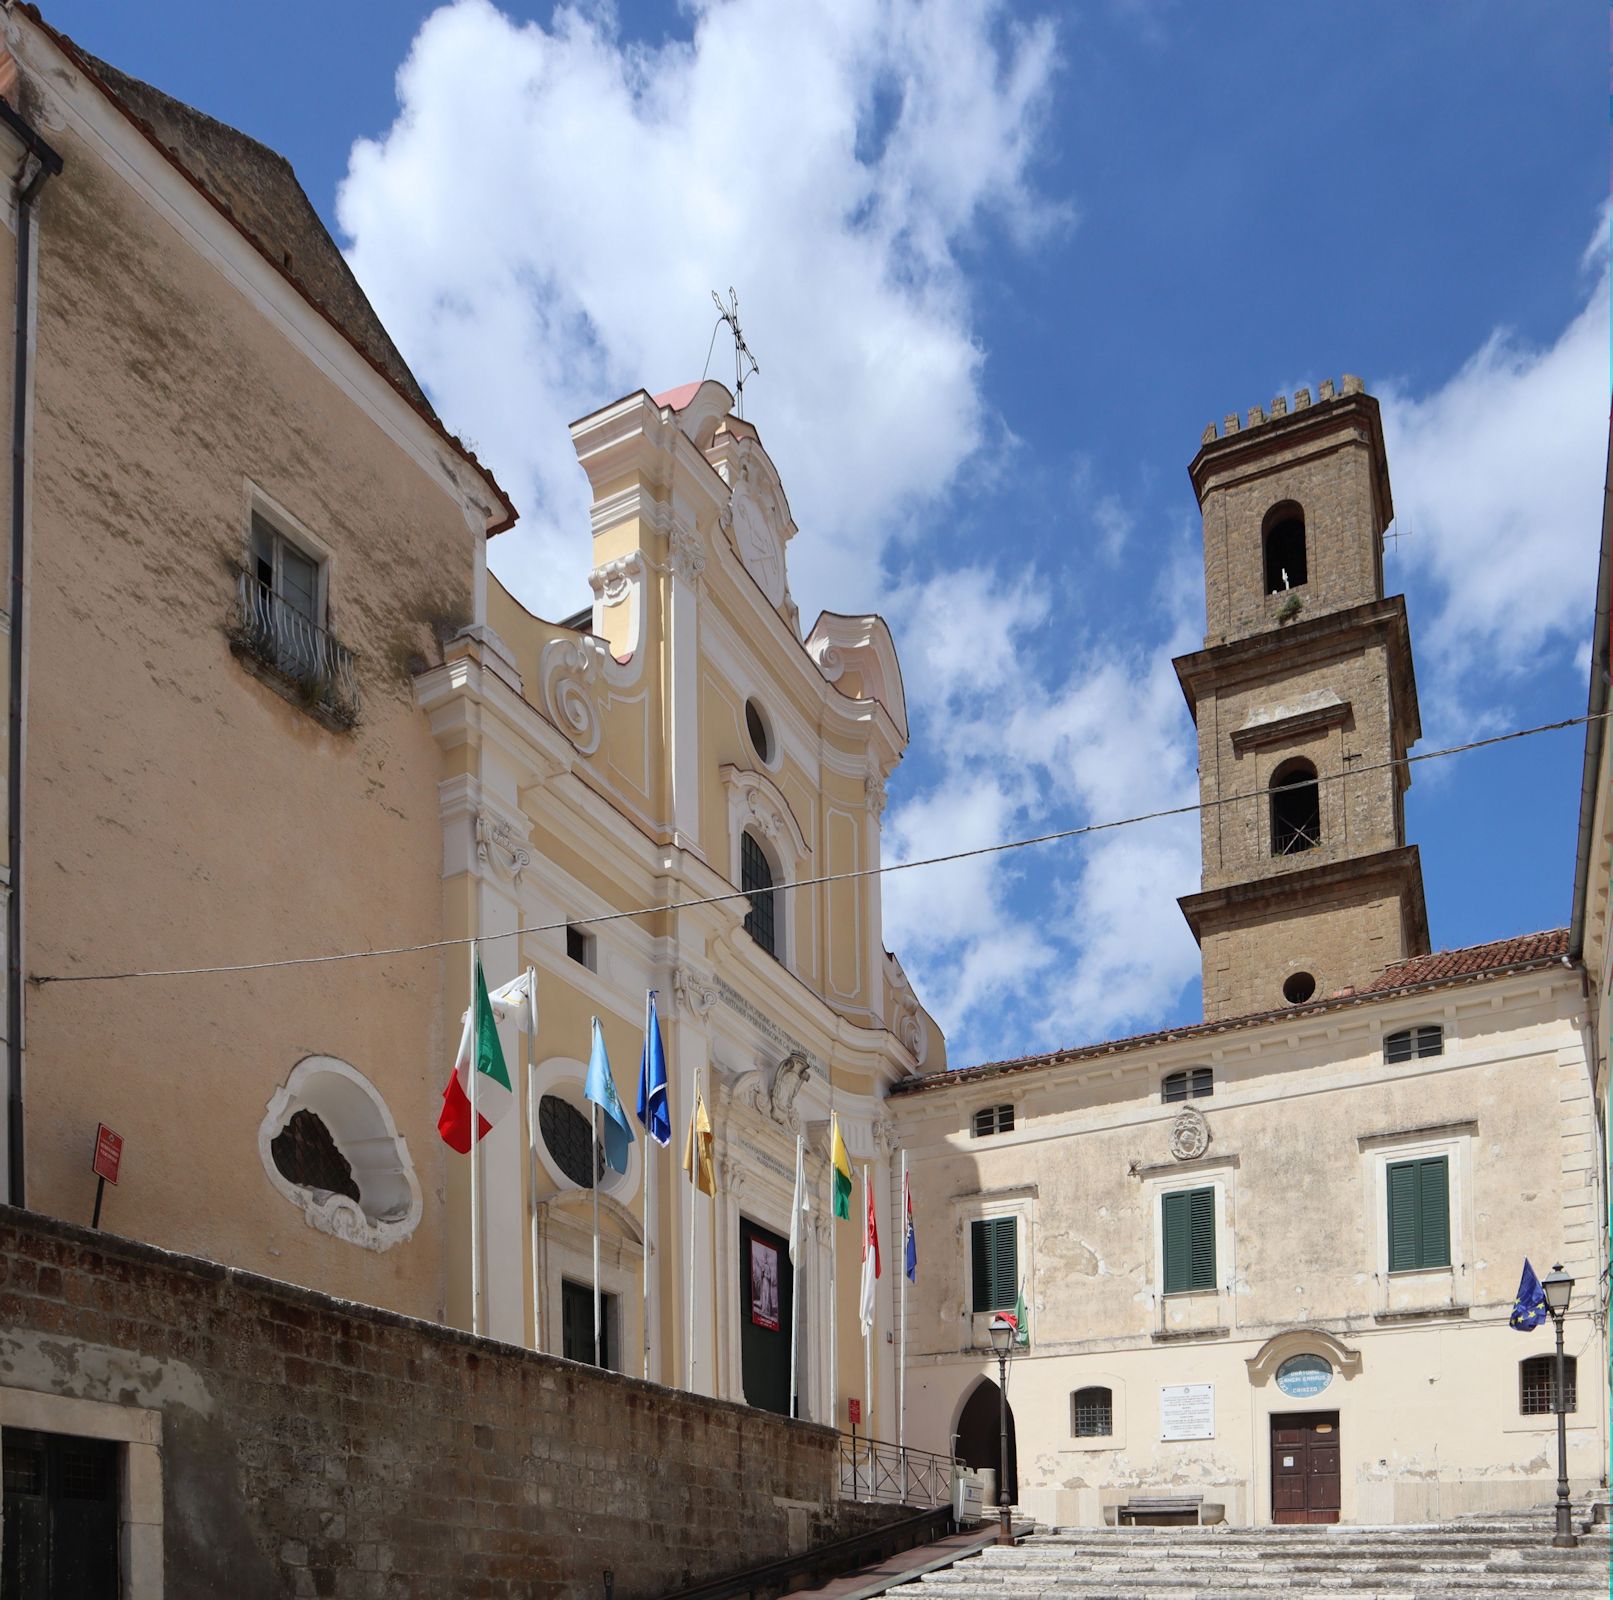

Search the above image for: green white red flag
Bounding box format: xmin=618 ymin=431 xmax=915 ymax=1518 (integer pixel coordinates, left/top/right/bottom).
xmin=437 ymin=957 xmax=516 ymax=1153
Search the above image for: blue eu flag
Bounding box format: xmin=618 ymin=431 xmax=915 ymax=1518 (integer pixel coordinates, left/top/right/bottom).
xmin=1510 ymin=1258 xmax=1548 ymax=1331
xmin=636 ymin=991 xmax=671 ymax=1148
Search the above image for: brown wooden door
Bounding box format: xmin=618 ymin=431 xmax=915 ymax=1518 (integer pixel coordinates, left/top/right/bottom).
xmin=1271 ymin=1412 xmax=1341 ymax=1524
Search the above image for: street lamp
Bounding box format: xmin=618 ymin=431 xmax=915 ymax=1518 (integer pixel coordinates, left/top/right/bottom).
xmin=1540 ymin=1264 xmax=1576 ymax=1548
xmin=988 ymin=1314 xmax=1015 ymax=1547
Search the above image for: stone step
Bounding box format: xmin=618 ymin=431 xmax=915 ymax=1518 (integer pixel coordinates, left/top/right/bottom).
xmin=952 ymin=1558 xmax=1593 ymax=1579
xmin=909 ymin=1589 xmax=1610 ymax=1600
xmin=928 ymin=1566 xmax=1590 ymax=1590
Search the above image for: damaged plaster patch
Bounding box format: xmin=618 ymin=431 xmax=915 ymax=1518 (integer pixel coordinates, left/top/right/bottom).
xmin=0 ymin=1327 xmax=215 ymax=1416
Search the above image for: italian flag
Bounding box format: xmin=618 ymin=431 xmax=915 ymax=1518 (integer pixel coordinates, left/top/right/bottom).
xmin=437 ymin=956 xmax=513 ymax=1153
xmin=830 ymin=1113 xmax=854 ymax=1220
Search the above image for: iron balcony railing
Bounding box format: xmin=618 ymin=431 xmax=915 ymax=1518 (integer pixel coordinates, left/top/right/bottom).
xmin=837 ymin=1432 xmax=960 ymax=1509
xmin=231 ymin=571 xmax=360 ymax=724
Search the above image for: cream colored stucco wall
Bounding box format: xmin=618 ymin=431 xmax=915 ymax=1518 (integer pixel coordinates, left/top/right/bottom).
xmin=892 ymin=971 xmax=1606 ymax=1524
xmin=19 ymin=105 xmax=486 ymax=1317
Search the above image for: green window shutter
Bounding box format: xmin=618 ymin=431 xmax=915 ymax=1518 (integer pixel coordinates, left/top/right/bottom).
xmin=971 ymin=1217 xmax=1017 ymax=1311
xmin=1417 ymin=1156 xmax=1450 ymax=1268
xmin=1387 ymin=1160 xmax=1419 ymax=1272
xmin=1189 ymin=1187 xmax=1216 ymax=1289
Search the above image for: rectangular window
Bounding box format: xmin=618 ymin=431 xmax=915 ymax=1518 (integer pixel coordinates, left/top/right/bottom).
xmin=566 ymin=925 xmax=596 ymax=970
xmin=250 ymin=511 xmax=324 ymax=625
xmin=1387 ymin=1155 xmax=1450 ymax=1271
xmin=561 ymin=1278 xmax=613 ymax=1369
xmin=970 ymin=1216 xmax=1018 ymax=1312
xmin=1161 ymin=1186 xmax=1216 ymax=1294
xmin=1384 ymin=1025 xmax=1443 ymax=1064
xmin=1 ymin=1428 xmax=121 ymax=1597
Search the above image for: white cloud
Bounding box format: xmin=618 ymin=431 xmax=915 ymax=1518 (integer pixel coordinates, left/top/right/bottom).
xmin=881 ymin=555 xmax=1203 ymax=1060
xmin=1380 ymin=213 xmax=1609 ymax=689
xmin=337 ymin=0 xmax=1063 ymax=619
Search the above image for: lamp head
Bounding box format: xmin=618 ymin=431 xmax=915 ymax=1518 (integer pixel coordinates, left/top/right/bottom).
xmin=1541 ymin=1263 xmax=1573 ymax=1315
xmin=988 ymin=1314 xmax=1015 ymax=1356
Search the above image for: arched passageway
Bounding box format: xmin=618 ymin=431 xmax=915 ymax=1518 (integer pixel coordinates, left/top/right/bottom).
xmin=956 ymin=1376 xmax=1018 ymax=1503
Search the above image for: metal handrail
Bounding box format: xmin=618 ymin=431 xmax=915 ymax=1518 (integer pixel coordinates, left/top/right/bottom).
xmin=837 ymin=1432 xmax=960 ymax=1508
xmin=231 ymin=571 xmax=360 ymax=722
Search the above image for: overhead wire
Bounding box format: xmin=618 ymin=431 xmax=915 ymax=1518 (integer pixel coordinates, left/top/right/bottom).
xmin=29 ymin=708 xmax=1608 ymax=989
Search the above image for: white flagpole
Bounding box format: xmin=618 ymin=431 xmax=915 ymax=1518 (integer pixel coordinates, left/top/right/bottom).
xmin=642 ymin=991 xmax=652 ymax=1382
xmin=899 ymin=1151 xmax=908 ymax=1500
xmin=789 ymin=1132 xmax=802 ymax=1420
xmin=468 ymin=938 xmax=481 ymax=1337
xmin=828 ymin=1118 xmax=837 ymax=1434
xmin=592 ymin=1101 xmax=603 ymax=1369
xmin=526 ymin=970 xmax=539 ymax=1352
xmin=863 ymin=1165 xmax=873 ymax=1493
xmin=686 ymin=1064 xmax=699 ymax=1392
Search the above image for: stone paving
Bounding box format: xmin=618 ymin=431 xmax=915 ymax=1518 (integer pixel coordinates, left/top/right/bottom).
xmin=898 ymin=1511 xmax=1610 ymax=1600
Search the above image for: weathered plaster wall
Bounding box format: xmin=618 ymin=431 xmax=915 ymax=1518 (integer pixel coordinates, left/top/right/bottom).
xmin=0 ymin=1206 xmax=850 ymax=1599
xmin=20 ymin=103 xmax=476 ymax=1314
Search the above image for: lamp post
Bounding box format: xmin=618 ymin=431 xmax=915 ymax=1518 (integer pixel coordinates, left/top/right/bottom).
xmin=1540 ymin=1264 xmax=1577 ymax=1548
xmin=988 ymin=1314 xmax=1015 ymax=1547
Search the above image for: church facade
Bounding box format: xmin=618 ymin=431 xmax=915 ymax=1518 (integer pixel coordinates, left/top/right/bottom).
xmin=891 ymin=382 xmax=1605 ymax=1526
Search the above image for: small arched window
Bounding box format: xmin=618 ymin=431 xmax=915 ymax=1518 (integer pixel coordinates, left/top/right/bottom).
xmin=1072 ymin=1386 xmax=1113 ymax=1438
xmin=1263 ymin=502 xmax=1308 ymax=594
xmin=742 ymin=830 xmax=779 ymax=958
xmin=1385 ymin=1025 xmax=1443 ymax=1063
xmin=1162 ymin=1068 xmax=1212 ymax=1104
xmin=1271 ymin=759 xmax=1320 ymax=856
xmin=1520 ymin=1354 xmax=1576 ymax=1415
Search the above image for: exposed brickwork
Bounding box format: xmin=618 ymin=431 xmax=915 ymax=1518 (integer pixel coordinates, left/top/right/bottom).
xmin=0 ymin=1208 xmax=849 ymax=1600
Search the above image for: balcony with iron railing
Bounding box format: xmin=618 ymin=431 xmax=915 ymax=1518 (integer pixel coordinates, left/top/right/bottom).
xmin=229 ymin=570 xmax=360 ymax=728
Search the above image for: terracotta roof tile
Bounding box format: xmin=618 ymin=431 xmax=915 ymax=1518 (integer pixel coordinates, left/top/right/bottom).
xmin=892 ymin=927 xmax=1574 ymax=1097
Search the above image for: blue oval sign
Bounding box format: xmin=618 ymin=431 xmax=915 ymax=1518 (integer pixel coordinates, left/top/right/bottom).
xmin=1276 ymin=1354 xmax=1333 ymax=1398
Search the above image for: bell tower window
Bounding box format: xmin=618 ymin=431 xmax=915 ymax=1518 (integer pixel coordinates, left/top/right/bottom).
xmin=1263 ymin=502 xmax=1307 ymax=594
xmin=1270 ymin=758 xmax=1320 ymax=856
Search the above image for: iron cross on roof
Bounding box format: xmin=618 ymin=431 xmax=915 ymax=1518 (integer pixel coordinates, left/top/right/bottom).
xmin=709 ymin=287 xmax=760 ymax=417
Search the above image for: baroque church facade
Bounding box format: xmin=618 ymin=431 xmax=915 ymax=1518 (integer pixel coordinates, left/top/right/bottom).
xmin=889 ymin=381 xmax=1604 ymax=1526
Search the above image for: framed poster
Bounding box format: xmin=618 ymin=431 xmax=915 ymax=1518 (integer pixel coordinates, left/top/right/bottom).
xmin=750 ymin=1238 xmax=781 ymax=1331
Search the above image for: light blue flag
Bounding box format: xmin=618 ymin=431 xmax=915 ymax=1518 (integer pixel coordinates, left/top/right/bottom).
xmin=636 ymin=991 xmax=671 ymax=1147
xmin=585 ymin=1017 xmax=634 ymax=1174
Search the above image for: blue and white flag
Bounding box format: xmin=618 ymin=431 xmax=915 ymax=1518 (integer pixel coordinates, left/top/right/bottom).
xmin=585 ymin=1017 xmax=635 ymax=1174
xmin=903 ymin=1170 xmax=917 ymax=1283
xmin=636 ymin=991 xmax=671 ymax=1147
xmin=1510 ymin=1258 xmax=1549 ymax=1331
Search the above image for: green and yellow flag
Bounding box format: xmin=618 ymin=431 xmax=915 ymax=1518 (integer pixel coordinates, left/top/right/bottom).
xmin=830 ymin=1113 xmax=853 ymax=1220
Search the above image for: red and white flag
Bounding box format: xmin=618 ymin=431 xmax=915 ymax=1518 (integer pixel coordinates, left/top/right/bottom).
xmin=859 ymin=1167 xmax=881 ymax=1337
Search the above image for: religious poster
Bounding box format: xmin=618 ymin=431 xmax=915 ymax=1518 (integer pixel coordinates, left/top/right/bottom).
xmin=1160 ymin=1383 xmax=1215 ymax=1441
xmin=750 ymin=1238 xmax=781 ymax=1331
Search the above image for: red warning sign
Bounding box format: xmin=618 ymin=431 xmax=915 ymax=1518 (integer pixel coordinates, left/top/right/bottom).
xmin=91 ymin=1124 xmax=123 ymax=1185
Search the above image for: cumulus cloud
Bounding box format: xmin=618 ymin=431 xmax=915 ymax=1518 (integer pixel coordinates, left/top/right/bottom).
xmin=881 ymin=550 xmax=1204 ymax=1061
xmin=337 ymin=0 xmax=1063 ymax=619
xmin=1380 ymin=213 xmax=1609 ymax=691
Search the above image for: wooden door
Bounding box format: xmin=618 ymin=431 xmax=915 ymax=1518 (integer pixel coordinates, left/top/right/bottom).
xmin=738 ymin=1217 xmax=795 ymax=1417
xmin=1270 ymin=1412 xmax=1341 ymax=1524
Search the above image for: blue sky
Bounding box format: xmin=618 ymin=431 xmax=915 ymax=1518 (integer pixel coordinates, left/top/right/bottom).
xmin=58 ymin=1 xmax=1609 ymax=1063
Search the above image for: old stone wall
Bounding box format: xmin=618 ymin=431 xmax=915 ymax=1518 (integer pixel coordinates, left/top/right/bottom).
xmin=0 ymin=1208 xmax=849 ymax=1599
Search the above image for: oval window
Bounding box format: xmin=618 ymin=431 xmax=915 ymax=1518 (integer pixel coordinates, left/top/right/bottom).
xmin=745 ymin=698 xmax=772 ymax=764
xmin=539 ymin=1093 xmax=603 ymax=1189
xmin=1283 ymin=971 xmax=1317 ymax=1005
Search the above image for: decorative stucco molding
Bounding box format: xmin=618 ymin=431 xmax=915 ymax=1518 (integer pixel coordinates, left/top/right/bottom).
xmin=1245 ymin=1326 xmax=1364 ymax=1383
xmin=886 ymin=952 xmax=929 ymax=1066
xmin=669 ymin=522 xmax=707 ymax=586
xmin=721 ymin=765 xmax=810 ymax=860
xmin=864 ymin=771 xmax=887 ymax=819
xmin=475 ymin=808 xmax=531 ymax=886
xmin=672 ymin=965 xmax=719 ymax=1019
xmin=540 ymin=634 xmax=607 ymax=755
xmin=1169 ymin=1105 xmax=1211 ymax=1162
xmin=733 ymin=1050 xmax=815 ymax=1133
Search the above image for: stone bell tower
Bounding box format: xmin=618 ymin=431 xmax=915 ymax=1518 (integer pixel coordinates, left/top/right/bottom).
xmin=1174 ymin=376 xmax=1429 ymax=1020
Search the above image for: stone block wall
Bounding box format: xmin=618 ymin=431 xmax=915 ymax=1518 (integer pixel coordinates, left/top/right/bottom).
xmin=0 ymin=1208 xmax=847 ymax=1599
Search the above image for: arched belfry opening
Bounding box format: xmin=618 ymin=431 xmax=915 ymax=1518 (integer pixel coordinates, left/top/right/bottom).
xmin=955 ymin=1376 xmax=1017 ymax=1503
xmin=1263 ymin=502 xmax=1308 ymax=593
xmin=1270 ymin=758 xmax=1321 ymax=857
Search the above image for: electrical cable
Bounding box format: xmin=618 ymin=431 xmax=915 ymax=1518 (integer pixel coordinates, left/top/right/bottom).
xmin=29 ymin=708 xmax=1608 ymax=988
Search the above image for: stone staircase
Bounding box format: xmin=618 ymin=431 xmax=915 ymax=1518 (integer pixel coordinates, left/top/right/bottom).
xmin=899 ymin=1512 xmax=1609 ymax=1599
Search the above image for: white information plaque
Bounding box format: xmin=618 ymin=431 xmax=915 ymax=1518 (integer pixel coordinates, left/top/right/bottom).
xmin=1160 ymin=1383 xmax=1215 ymax=1441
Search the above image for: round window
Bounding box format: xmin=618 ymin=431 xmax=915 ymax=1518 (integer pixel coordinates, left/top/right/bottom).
xmin=539 ymin=1094 xmax=602 ymax=1189
xmin=745 ymin=698 xmax=771 ymax=764
xmin=1283 ymin=971 xmax=1316 ymax=1005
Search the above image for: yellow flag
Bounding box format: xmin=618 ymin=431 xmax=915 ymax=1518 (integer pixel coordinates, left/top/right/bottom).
xmin=683 ymin=1080 xmax=715 ymax=1196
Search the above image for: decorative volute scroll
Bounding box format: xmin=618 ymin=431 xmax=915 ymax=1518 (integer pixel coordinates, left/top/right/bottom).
xmin=803 ymin=613 xmax=909 ymax=739
xmin=1169 ymin=1105 xmax=1211 ymax=1162
xmin=886 ymin=952 xmax=929 ymax=1066
xmin=475 ymin=808 xmax=531 ymax=886
xmin=541 ymin=552 xmax=647 ymax=755
xmin=733 ymin=1050 xmax=815 ymax=1133
xmin=669 ymin=521 xmax=707 ymax=586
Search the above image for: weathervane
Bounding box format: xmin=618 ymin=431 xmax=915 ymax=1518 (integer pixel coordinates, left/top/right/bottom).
xmin=705 ymin=287 xmax=759 ymax=417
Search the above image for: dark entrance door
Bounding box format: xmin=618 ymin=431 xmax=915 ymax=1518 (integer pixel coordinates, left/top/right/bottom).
xmin=739 ymin=1216 xmax=795 ymax=1416
xmin=561 ymin=1277 xmax=613 ymax=1370
xmin=956 ymin=1377 xmax=1017 ymax=1503
xmin=1271 ymin=1411 xmax=1341 ymax=1524
xmin=2 ymin=1428 xmax=121 ymax=1599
